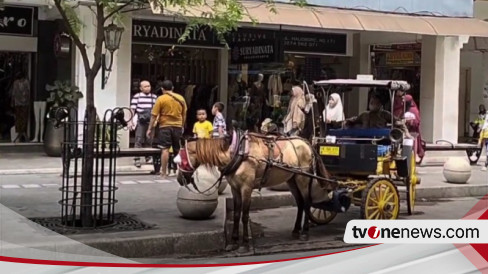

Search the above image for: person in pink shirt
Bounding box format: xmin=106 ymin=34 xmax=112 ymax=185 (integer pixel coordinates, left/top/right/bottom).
xmin=393 ymin=91 xmax=424 ymax=160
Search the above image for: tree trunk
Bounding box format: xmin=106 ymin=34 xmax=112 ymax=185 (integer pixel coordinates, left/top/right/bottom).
xmin=81 ymin=74 xmax=97 ymax=227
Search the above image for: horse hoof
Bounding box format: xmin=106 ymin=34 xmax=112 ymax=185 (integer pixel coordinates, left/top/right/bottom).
xmin=299 ymin=234 xmax=309 ymax=241
xmin=292 ymin=231 xmax=300 ymax=239
xmin=225 ymin=244 xmax=239 ymax=252
xmin=237 ymin=245 xmax=250 ymax=254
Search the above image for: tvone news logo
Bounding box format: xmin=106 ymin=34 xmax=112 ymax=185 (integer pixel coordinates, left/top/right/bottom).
xmin=352 ymin=226 xmax=381 ymax=239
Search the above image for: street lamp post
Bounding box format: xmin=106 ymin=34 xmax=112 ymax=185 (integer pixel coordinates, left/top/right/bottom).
xmin=102 ymin=23 xmax=124 ymax=90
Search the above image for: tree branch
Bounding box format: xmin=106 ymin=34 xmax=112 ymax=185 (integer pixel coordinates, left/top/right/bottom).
xmin=90 ymin=0 xmax=105 ymax=76
xmin=103 ymin=0 xmax=137 ymax=22
xmin=54 ymin=0 xmax=91 ymax=75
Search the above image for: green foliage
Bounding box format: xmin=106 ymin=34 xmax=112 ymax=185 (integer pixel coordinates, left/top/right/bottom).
xmin=46 ymin=80 xmax=84 ymax=109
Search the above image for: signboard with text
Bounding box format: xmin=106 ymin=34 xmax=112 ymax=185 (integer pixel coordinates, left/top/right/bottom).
xmin=132 ymin=20 xmax=348 ymax=57
xmin=230 ymin=39 xmax=282 ymax=64
xmin=0 ymin=6 xmax=35 ymax=36
xmin=282 ymin=31 xmax=347 ymax=55
xmin=132 ymin=20 xmax=221 ymax=47
xmin=386 ymin=51 xmax=417 ymax=66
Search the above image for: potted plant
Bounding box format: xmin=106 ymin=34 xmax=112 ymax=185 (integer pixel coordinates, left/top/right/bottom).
xmin=43 ymin=80 xmax=83 ymax=157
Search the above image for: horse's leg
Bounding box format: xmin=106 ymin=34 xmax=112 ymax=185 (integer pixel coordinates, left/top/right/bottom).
xmin=299 ymin=176 xmax=313 ymax=241
xmin=300 ymin=197 xmax=312 ymax=241
xmin=287 ymin=179 xmax=304 ymax=239
xmin=238 ymin=186 xmax=253 ymax=253
xmin=225 ymin=185 xmax=241 ymax=252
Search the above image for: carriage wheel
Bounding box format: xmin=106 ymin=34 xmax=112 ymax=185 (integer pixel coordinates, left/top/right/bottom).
xmin=309 ymin=207 xmax=337 ymax=225
xmin=407 ymin=153 xmax=418 ymax=215
xmin=360 ymin=178 xmax=400 ymax=220
xmin=466 ymin=148 xmax=482 ymax=165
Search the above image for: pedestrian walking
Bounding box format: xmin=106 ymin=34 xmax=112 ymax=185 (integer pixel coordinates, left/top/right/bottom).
xmin=211 ymin=102 xmax=227 ymax=138
xmin=129 ymin=80 xmax=157 ymax=168
xmin=147 ymin=80 xmax=187 ymax=178
xmin=193 ymin=109 xmax=213 ymax=139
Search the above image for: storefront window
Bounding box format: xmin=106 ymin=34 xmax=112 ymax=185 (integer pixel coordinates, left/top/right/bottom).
xmin=370 ymin=44 xmax=422 ymax=110
xmin=227 ymin=53 xmax=350 ymax=131
xmin=131 ymin=44 xmax=220 ymax=142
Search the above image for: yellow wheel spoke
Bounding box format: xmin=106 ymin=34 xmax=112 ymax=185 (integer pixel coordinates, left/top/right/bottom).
xmin=383 ymin=186 xmax=390 ymax=201
xmin=369 ymin=209 xmax=380 ymax=219
xmin=368 ymin=197 xmax=379 ymax=205
xmin=385 ymin=193 xmax=395 ymax=203
xmin=367 ymin=206 xmax=379 ymax=211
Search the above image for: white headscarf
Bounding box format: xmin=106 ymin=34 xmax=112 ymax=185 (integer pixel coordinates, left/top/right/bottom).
xmin=323 ymin=93 xmax=344 ymax=122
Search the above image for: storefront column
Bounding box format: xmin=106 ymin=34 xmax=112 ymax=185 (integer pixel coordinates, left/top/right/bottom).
xmin=114 ymin=16 xmax=132 ymax=149
xmin=347 ymin=33 xmax=370 ymax=116
xmin=74 ymin=7 xmax=132 ymax=148
xmin=218 ymin=49 xmax=229 ymax=117
xmin=419 ymin=35 xmax=469 ymax=143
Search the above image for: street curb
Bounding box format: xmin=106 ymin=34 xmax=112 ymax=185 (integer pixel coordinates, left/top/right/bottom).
xmin=248 ymin=184 xmax=488 ymax=211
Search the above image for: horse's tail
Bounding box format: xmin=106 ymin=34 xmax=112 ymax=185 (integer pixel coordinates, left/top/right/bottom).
xmin=311 ymin=146 xmax=338 ymax=190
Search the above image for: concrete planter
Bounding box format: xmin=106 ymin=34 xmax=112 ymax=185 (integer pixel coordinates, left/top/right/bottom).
xmin=218 ymin=179 xmax=228 ymax=195
xmin=443 ymin=158 xmax=471 ymax=184
xmin=176 ymin=186 xmax=218 ymax=220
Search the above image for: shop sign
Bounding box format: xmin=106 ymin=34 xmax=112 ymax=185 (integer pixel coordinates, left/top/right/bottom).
xmin=281 ymin=31 xmax=347 ymax=55
xmin=373 ymin=43 xmax=422 ymax=52
xmin=132 ymin=20 xmax=221 ymax=46
xmin=230 ymin=39 xmax=282 ymax=64
xmin=386 ymin=51 xmax=416 ymax=66
xmin=226 ymin=28 xmax=277 ymax=44
xmin=0 ymin=6 xmax=35 ymax=36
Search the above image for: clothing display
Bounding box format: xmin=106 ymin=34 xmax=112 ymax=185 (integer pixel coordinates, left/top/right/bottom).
xmin=267 ymin=74 xmax=283 ymax=106
xmin=229 ymin=79 xmax=248 ymax=99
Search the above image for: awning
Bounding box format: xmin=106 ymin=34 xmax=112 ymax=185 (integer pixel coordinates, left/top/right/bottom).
xmin=155 ymin=1 xmax=488 ymax=37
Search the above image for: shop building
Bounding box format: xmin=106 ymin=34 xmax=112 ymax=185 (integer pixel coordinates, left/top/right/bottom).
xmin=68 ymin=0 xmax=488 ymax=149
xmin=0 ymin=2 xmax=72 ymax=145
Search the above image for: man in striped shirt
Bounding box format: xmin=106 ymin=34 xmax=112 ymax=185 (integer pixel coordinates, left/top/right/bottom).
xmin=129 ymin=80 xmax=157 ymax=168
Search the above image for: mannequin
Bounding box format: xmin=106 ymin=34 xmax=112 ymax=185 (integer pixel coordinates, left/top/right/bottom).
xmin=10 ymin=72 xmax=30 ymax=143
xmin=31 ymin=101 xmax=47 ymax=142
xmin=249 ymin=73 xmax=267 ymax=130
xmin=230 ymin=73 xmax=247 ymax=99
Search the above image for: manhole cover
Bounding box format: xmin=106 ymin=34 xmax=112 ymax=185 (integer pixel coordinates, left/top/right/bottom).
xmin=29 ymin=213 xmax=155 ymax=235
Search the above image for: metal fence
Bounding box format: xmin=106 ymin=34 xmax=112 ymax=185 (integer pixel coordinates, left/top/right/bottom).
xmin=55 ymin=107 xmax=130 ymax=228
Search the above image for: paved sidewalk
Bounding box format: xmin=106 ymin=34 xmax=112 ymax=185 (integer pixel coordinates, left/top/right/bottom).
xmin=0 ymin=151 xmax=486 ymax=258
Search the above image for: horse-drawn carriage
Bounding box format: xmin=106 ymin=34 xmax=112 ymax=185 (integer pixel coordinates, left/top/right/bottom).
xmin=307 ymin=78 xmax=419 ymax=224
xmin=175 ymin=77 xmax=420 ymax=251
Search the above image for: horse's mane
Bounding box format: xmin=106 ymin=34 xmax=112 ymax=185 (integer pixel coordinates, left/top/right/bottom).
xmin=194 ymin=138 xmax=231 ymax=167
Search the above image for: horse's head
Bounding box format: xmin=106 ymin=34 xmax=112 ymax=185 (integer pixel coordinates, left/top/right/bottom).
xmin=175 ymin=132 xmax=235 ymax=186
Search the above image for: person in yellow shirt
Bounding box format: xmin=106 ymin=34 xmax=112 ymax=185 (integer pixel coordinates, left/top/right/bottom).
xmin=478 ymin=113 xmax=488 ymax=171
xmin=147 ymin=80 xmax=187 ymax=178
xmin=193 ymin=109 xmax=213 ymax=139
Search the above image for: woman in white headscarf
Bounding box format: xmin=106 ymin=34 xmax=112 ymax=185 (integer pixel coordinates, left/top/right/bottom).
xmin=323 ymin=93 xmax=344 ymax=124
xmin=283 ymin=84 xmax=306 ymax=136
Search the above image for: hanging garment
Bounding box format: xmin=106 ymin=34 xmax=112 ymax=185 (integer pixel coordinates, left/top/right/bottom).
xmin=267 ymin=74 xmax=283 ymax=106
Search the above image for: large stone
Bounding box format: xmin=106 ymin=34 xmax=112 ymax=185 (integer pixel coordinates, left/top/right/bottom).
xmin=443 ymin=157 xmax=471 ymax=184
xmin=176 ymin=186 xmax=218 ymax=220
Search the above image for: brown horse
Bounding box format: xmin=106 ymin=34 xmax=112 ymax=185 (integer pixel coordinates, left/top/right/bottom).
xmin=176 ymin=131 xmax=338 ymax=253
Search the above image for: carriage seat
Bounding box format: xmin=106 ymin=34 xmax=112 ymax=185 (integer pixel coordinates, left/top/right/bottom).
xmin=328 ymin=128 xmax=391 ymax=139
